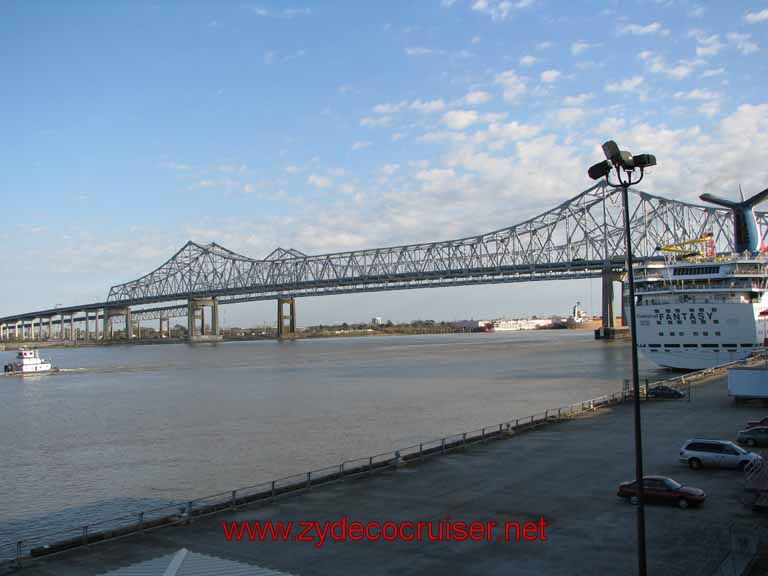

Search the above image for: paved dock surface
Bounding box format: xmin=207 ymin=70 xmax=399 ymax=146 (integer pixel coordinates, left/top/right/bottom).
xmin=11 ymin=374 xmax=768 ymax=575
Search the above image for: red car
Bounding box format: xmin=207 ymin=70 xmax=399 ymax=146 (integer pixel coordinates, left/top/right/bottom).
xmin=747 ymin=417 xmax=768 ymax=429
xmin=617 ymin=476 xmax=706 ymax=509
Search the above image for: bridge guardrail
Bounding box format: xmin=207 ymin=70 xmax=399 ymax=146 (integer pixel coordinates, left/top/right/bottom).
xmin=5 ymin=354 xmax=761 ymax=565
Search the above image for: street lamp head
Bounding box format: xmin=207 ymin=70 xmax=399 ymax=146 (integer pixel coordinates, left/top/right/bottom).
xmin=633 ymin=154 xmax=657 ymax=169
xmin=602 ymin=140 xmax=636 ymax=170
xmin=588 ymin=160 xmax=612 ymax=180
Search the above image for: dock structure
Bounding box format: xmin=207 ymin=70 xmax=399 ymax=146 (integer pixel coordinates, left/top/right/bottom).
xmin=8 ymin=371 xmax=768 ymax=576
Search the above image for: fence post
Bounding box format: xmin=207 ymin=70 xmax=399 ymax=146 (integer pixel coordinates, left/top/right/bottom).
xmin=369 ymin=456 xmax=373 ymax=475
xmin=138 ymin=511 xmax=144 ymax=530
xmin=271 ymin=480 xmax=276 ymax=502
xmin=462 ymin=432 xmax=467 ymax=449
xmin=185 ymin=501 xmax=193 ymax=524
xmin=481 ymin=428 xmax=485 ymax=443
xmin=82 ymin=525 xmax=88 ymax=545
xmin=306 ymin=471 xmax=311 ymax=490
xmin=441 ymin=438 xmax=446 ymax=455
xmin=340 ymin=462 xmax=345 ymax=481
xmin=231 ymin=490 xmax=237 ymax=509
xmin=419 ymin=443 xmax=423 ymax=462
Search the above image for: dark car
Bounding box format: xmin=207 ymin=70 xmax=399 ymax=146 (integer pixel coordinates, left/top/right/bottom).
xmin=738 ymin=426 xmax=768 ymax=448
xmin=617 ymin=476 xmax=706 ymax=509
xmin=647 ymin=385 xmax=685 ymax=399
xmin=747 ymin=417 xmax=768 ymax=429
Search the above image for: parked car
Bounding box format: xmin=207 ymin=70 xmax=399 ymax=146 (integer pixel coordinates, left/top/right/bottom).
xmin=647 ymin=385 xmax=685 ymax=399
xmin=738 ymin=426 xmax=768 ymax=448
xmin=679 ymin=439 xmax=762 ymax=470
xmin=746 ymin=417 xmax=768 ymax=429
xmin=617 ymin=476 xmax=706 ymax=508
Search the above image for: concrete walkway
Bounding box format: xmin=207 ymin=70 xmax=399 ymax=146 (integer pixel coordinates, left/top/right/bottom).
xmin=10 ymin=374 xmax=768 ymax=575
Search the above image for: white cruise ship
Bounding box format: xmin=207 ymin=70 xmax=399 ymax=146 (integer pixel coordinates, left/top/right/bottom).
xmin=629 ymin=188 xmax=768 ymax=370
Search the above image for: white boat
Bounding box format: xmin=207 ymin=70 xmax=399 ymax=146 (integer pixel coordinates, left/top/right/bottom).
xmin=492 ymin=318 xmax=552 ymax=331
xmin=4 ymin=348 xmax=53 ymax=373
xmin=628 ymin=187 xmax=768 ymax=370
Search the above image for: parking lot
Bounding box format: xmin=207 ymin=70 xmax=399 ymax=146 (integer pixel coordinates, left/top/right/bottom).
xmin=14 ymin=373 xmax=768 ymax=576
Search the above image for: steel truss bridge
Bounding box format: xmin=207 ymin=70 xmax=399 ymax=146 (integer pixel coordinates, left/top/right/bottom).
xmin=2 ymin=181 xmax=766 ymax=341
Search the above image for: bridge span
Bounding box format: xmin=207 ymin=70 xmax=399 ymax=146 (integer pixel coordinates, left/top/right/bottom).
xmin=1 ymin=182 xmax=766 ymax=342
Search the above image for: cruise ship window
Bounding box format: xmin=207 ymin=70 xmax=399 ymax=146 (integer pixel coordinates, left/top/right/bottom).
xmin=659 ymin=332 xmax=664 ymax=336
xmin=693 ymin=332 xmax=699 ymax=336
xmin=703 ymin=331 xmax=709 ymax=336
xmin=715 ymin=332 xmax=721 ymax=336
xmin=713 ymin=319 xmax=719 ymax=324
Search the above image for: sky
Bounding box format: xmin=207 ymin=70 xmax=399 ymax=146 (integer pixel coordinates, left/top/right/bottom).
xmin=3 ymin=0 xmax=768 ymax=326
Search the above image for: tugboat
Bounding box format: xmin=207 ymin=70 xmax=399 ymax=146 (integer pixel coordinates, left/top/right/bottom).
xmin=3 ymin=348 xmax=53 ymax=373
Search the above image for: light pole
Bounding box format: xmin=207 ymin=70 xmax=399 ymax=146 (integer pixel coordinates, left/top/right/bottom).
xmin=589 ymin=141 xmax=656 ymax=576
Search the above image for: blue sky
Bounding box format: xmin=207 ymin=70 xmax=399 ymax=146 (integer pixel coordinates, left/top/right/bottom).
xmin=3 ymin=0 xmax=768 ymax=325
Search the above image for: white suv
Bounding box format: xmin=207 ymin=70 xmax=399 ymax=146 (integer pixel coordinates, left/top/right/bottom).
xmin=679 ymin=439 xmax=762 ymax=470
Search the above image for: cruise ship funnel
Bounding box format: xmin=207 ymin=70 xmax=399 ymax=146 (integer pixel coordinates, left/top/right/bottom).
xmin=700 ymin=187 xmax=768 ymax=254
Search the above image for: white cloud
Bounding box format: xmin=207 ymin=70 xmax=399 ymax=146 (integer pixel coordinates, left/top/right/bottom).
xmin=442 ymin=109 xmax=480 ymax=130
xmin=360 ymin=116 xmax=391 ymax=127
xmin=605 ymin=76 xmax=644 ymax=93
xmin=441 ymin=0 xmax=457 ymax=6
xmin=519 ymin=55 xmax=537 ymax=66
xmin=471 ymin=35 xmax=482 ymax=44
xmin=700 ymin=67 xmax=725 ymax=78
xmin=307 ymin=174 xmax=332 ymax=188
xmin=494 ymin=70 xmax=527 ymax=102
xmin=463 ymin=91 xmax=492 ymax=105
xmin=410 ymin=99 xmax=446 ymax=113
xmin=405 ymin=46 xmax=445 ymax=56
xmin=745 ymin=9 xmax=768 ymax=23
xmin=536 ymin=41 xmax=552 ymax=50
xmin=539 ymin=69 xmax=561 ymax=83
xmin=727 ymin=32 xmax=759 ymax=55
xmin=380 ymin=164 xmax=400 ymax=176
xmin=351 ymin=141 xmax=371 ymax=151
xmin=570 ymin=41 xmax=590 ymax=55
xmin=638 ymin=51 xmax=698 ymax=80
xmin=471 ymin=0 xmax=533 ymax=21
xmin=595 ymin=116 xmax=626 ymax=135
xmin=619 ymin=21 xmax=670 ymax=36
xmin=373 ymin=102 xmax=406 ymax=114
xmin=673 ymin=89 xmax=722 ymax=117
xmin=556 ymin=107 xmax=585 ymax=125
xmin=689 ymin=29 xmax=724 ymax=56
xmin=251 ymin=6 xmax=312 ymax=19
xmin=562 ymin=92 xmax=593 ymax=106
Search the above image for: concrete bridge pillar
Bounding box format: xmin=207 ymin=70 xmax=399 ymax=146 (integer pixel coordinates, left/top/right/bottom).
xmin=48 ymin=316 xmax=53 ymax=340
xmin=69 ymin=314 xmax=75 ymax=342
xmin=601 ymin=271 xmax=615 ymax=330
xmin=125 ymin=309 xmax=132 ymax=340
xmin=95 ymin=310 xmax=100 ymax=340
xmin=186 ymin=298 xmax=221 ymax=341
xmin=83 ymin=311 xmax=90 ymax=340
xmin=277 ymin=297 xmax=296 ymax=338
xmin=211 ymin=298 xmax=219 ymax=336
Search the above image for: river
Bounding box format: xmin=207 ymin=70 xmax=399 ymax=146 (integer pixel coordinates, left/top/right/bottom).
xmin=0 ymin=330 xmax=664 ymax=557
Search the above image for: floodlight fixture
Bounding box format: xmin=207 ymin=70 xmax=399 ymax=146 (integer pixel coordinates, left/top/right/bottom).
xmin=633 ymin=154 xmax=657 ymax=169
xmin=588 ymin=160 xmax=612 ymax=180
xmin=602 ymin=140 xmax=620 ymax=163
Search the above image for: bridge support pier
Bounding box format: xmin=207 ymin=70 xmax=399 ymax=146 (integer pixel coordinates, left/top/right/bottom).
xmin=595 ymin=270 xmax=630 ymax=340
xmin=276 ymin=298 xmax=296 ymax=339
xmin=187 ymin=298 xmax=222 ymax=342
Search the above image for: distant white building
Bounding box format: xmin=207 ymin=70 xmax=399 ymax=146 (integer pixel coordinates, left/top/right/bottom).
xmin=371 ymin=317 xmax=384 ymax=326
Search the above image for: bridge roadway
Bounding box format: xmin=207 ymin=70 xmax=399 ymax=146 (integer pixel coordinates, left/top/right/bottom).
xmin=1 ymin=182 xmax=766 ymax=342
xmin=10 ymin=372 xmax=766 ymax=575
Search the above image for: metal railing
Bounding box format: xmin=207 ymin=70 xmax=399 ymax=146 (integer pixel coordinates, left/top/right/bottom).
xmin=5 ymin=351 xmax=764 ymax=565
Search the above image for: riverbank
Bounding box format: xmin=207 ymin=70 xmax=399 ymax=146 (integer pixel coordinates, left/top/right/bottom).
xmin=7 ymin=367 xmax=767 ymax=575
